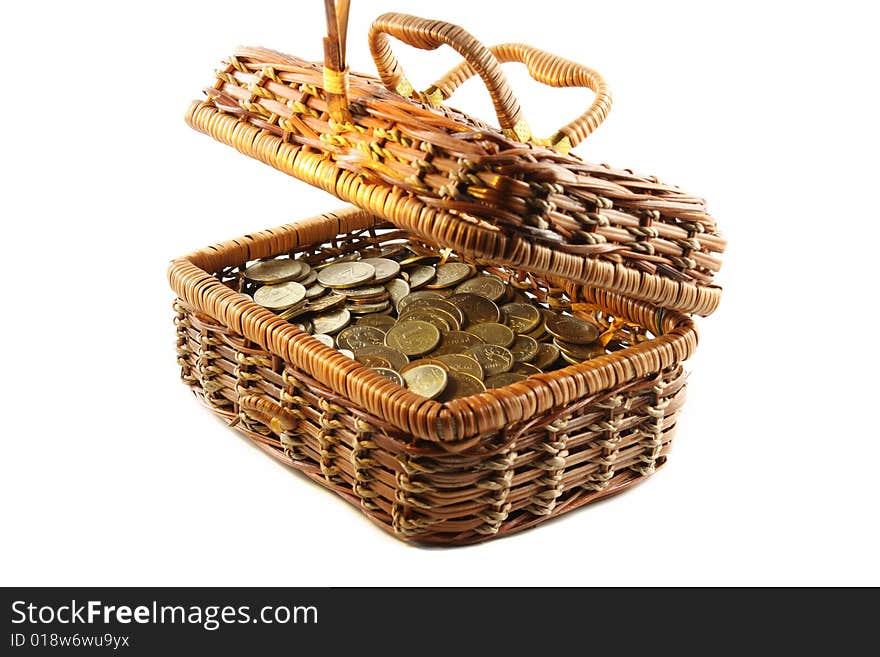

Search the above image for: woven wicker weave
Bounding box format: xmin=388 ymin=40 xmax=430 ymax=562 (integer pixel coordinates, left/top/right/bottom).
xmin=186 ymin=7 xmax=725 ymax=316
xmin=171 ymin=3 xmax=720 ymax=545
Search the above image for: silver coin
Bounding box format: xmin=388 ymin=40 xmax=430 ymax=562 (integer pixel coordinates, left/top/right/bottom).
xmin=305 ymin=282 xmax=327 ymax=299
xmin=385 ymin=278 xmax=411 ymax=307
xmin=311 ymin=308 xmax=351 ymax=335
xmin=402 ymin=364 xmax=448 ymax=399
xmin=359 ymin=258 xmax=401 ymax=284
xmin=317 ymin=261 xmax=376 ymax=289
xmin=339 ymin=285 xmax=387 ymax=298
xmin=407 ymin=265 xmax=437 ymax=289
xmin=371 ymin=367 xmax=405 ymax=386
xmin=298 ymin=268 xmax=318 ymax=287
xmin=311 ymin=333 xmax=335 ymax=348
xmin=252 ymin=281 xmax=307 ymax=311
xmin=243 ymin=258 xmax=304 ymax=284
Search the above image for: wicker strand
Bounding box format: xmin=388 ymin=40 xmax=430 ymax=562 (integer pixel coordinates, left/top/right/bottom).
xmin=351 ymin=418 xmax=381 ymax=511
xmin=279 ymin=368 xmax=309 ymax=461
xmin=173 ymin=301 xmax=196 ymax=386
xmin=526 ymin=417 xmax=570 ymax=516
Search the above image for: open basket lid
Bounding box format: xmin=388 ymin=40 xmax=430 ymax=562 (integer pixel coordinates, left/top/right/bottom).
xmin=186 ymin=1 xmax=725 ymax=316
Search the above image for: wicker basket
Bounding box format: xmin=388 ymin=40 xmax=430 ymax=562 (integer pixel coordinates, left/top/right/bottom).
xmin=170 ymin=207 xmax=695 ymax=544
xmin=170 ymin=4 xmax=722 ymax=545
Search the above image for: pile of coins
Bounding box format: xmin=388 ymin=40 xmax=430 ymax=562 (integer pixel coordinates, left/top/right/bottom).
xmin=241 ymin=242 xmax=630 ymax=400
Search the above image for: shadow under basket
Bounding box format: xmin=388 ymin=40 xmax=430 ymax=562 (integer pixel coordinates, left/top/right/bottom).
xmin=169 ymin=207 xmax=696 ymax=546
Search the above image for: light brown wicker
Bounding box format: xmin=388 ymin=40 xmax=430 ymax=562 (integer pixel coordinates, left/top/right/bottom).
xmin=170 ymin=3 xmax=721 ymax=545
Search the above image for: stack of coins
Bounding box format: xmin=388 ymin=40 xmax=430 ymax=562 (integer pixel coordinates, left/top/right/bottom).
xmin=241 ymin=241 xmax=642 ymax=400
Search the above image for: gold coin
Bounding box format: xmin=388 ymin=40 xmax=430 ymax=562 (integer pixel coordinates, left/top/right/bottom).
xmin=311 ymin=308 xmax=351 ymax=335
xmin=559 ymin=351 xmax=584 ymax=366
xmin=546 ymin=314 xmax=601 ymax=345
xmin=553 ymin=338 xmax=605 ymax=360
xmin=484 ymin=372 xmax=527 ymax=388
xmin=354 ymin=345 xmax=409 ymax=371
xmin=384 ymin=279 xmax=410 ymax=307
xmin=435 ymin=354 xmax=483 ymax=380
xmin=432 ymin=330 xmax=484 ymax=355
xmin=337 ymin=325 xmax=386 ymax=351
xmin=405 ymin=298 xmax=465 ymax=326
xmin=384 ymin=320 xmax=441 ymax=357
xmin=454 ymin=274 xmax=505 ymax=302
xmin=465 ymin=344 xmax=514 ymax=376
xmin=356 ymin=314 xmax=397 ymax=331
xmin=501 ymin=303 xmax=542 ymax=333
xmin=398 ymin=308 xmax=453 ymax=333
xmin=437 ymin=372 xmax=486 ymax=401
xmin=359 ymin=355 xmax=392 ymax=369
xmin=449 ymin=293 xmax=500 ymax=325
xmin=311 ymin=333 xmax=335 ymax=349
xmin=400 ymin=304 xmax=461 ymax=331
xmin=511 ymin=362 xmax=542 ymax=376
xmin=371 ymin=367 xmax=404 ymax=386
xmin=243 ymin=258 xmax=304 ymax=284
xmin=524 ymin=326 xmax=547 ymax=341
xmin=531 ymin=343 xmax=560 ymax=370
xmin=359 ymin=258 xmax=401 ymax=284
xmin=407 ymin=265 xmax=436 ymax=289
xmin=400 ymin=358 xmax=449 ymax=374
xmin=510 ymin=334 xmax=539 ymax=362
xmin=466 ymin=323 xmax=515 ymax=348
xmin=252 ymin=281 xmax=307 ymax=311
xmin=402 ymin=364 xmax=448 ymax=399
xmin=316 ymin=261 xmax=376 ymax=289
xmin=396 ymin=290 xmax=444 ymax=313
xmin=426 ymin=262 xmax=475 ymax=289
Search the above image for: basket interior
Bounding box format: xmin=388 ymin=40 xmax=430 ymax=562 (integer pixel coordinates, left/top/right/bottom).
xmin=212 ymin=223 xmax=657 ymax=415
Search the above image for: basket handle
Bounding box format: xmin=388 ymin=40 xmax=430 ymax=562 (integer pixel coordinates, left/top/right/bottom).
xmin=323 ymin=0 xmax=352 ymax=124
xmin=368 ymin=12 xmax=532 ymax=143
xmin=427 ymin=43 xmax=612 ymax=153
xmin=368 ymin=13 xmax=611 ymax=151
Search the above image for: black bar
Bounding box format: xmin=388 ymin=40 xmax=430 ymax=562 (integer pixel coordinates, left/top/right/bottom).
xmin=1 ymin=587 xmax=873 ymax=653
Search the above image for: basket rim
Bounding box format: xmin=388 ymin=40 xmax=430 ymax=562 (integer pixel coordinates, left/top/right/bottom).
xmin=168 ymin=207 xmax=697 ymax=444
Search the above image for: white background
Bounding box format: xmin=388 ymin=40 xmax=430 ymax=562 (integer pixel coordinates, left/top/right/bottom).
xmin=2 ymin=1 xmax=877 ymax=586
